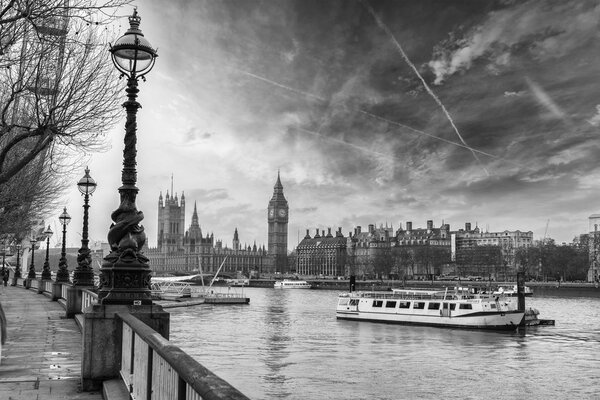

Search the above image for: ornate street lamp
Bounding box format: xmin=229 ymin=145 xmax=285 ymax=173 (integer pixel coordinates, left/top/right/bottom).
xmin=27 ymin=238 xmax=38 ymax=279
xmin=73 ymin=167 xmax=97 ymax=287
xmin=99 ymin=9 xmax=157 ymax=304
xmin=56 ymin=207 xmax=71 ymax=283
xmin=41 ymin=225 xmax=53 ymax=280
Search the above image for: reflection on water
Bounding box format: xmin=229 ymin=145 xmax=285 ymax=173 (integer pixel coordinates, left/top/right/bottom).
xmin=168 ymin=288 xmax=600 ymax=399
xmin=262 ymin=289 xmax=292 ymax=397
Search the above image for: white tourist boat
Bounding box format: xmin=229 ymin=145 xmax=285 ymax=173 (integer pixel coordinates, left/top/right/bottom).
xmin=274 ymin=279 xmax=312 ymax=289
xmin=492 ymin=285 xmax=533 ymax=297
xmin=336 ymin=288 xmax=525 ymax=330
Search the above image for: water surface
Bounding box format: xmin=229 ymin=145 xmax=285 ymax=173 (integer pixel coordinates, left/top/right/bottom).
xmin=168 ymin=287 xmax=600 ymax=399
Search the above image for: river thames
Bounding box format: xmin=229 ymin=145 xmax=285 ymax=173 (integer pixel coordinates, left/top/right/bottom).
xmin=168 ymin=286 xmax=600 ymax=399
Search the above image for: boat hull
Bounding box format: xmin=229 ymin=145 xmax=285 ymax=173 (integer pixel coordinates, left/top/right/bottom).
xmin=336 ymin=310 xmax=524 ymax=331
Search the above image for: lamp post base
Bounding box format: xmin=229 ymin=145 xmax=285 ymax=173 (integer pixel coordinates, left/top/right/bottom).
xmin=56 ymin=270 xmax=70 ymax=283
xmin=73 ymin=269 xmax=95 ymax=287
xmin=98 ymin=255 xmax=152 ymax=305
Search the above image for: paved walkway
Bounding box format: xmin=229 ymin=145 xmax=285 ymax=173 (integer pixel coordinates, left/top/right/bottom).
xmin=0 ymin=284 xmax=103 ymax=399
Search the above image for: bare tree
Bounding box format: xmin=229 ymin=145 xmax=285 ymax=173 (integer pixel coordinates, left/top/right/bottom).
xmin=0 ymin=156 xmax=65 ymax=240
xmin=0 ymin=5 xmax=127 ymax=183
xmin=393 ymin=246 xmax=414 ymax=278
xmin=0 ymin=0 xmax=132 ymax=239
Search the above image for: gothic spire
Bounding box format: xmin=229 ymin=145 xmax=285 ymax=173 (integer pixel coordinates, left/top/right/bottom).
xmin=191 ymin=202 xmax=199 ymax=227
xmin=270 ymin=170 xmax=287 ymax=202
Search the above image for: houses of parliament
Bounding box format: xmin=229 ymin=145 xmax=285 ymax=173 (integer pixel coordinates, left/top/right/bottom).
xmin=145 ymin=173 xmax=289 ymax=276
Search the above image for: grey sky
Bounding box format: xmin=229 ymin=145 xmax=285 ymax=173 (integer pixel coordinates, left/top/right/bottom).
xmin=61 ymin=0 xmax=600 ymax=250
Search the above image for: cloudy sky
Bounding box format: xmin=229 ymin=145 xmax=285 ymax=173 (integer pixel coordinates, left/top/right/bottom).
xmin=59 ymin=0 xmax=600 ymax=251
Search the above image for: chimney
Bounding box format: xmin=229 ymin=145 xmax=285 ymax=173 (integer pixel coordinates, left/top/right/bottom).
xmin=357 ymin=226 xmax=362 ymax=234
xmin=327 ymin=227 xmax=332 ymax=237
xmin=314 ymin=229 xmax=321 ymax=238
xmin=406 ymin=222 xmax=412 ymax=231
xmin=427 ymin=220 xmax=433 ymax=231
xmin=368 ymin=224 xmax=375 ymax=233
xmin=465 ymin=222 xmax=471 ymax=231
xmin=322 ymin=230 xmax=325 ymax=237
xmin=304 ymin=229 xmax=311 ymax=239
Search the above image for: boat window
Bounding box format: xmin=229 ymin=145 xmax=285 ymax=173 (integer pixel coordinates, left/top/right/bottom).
xmin=443 ymin=303 xmax=448 ymax=309
xmin=459 ymin=304 xmax=473 ymax=310
xmin=413 ymin=302 xmax=425 ymax=310
xmin=338 ymin=298 xmax=349 ymax=306
xmin=349 ymin=299 xmax=359 ymax=306
xmin=373 ymin=300 xmax=383 ymax=307
xmin=450 ymin=304 xmax=456 ymax=310
xmin=428 ymin=302 xmax=440 ymax=310
xmin=399 ymin=301 xmax=411 ymax=309
xmin=386 ymin=301 xmax=397 ymax=308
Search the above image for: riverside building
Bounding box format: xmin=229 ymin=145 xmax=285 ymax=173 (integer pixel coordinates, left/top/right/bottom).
xmin=295 ymin=220 xmax=534 ymax=280
xmin=588 ymin=214 xmax=600 ymax=283
xmin=296 ymin=228 xmax=347 ymax=277
xmin=451 ymin=223 xmax=533 ymax=279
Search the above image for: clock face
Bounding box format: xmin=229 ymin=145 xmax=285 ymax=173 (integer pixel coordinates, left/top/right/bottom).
xmin=278 ymin=209 xmax=287 ymax=217
xmin=269 ymin=209 xmax=275 ymax=218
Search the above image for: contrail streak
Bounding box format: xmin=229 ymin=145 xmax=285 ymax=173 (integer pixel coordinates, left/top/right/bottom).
xmin=233 ymin=68 xmax=327 ymax=102
xmin=358 ymin=110 xmax=499 ymax=159
xmin=295 ymin=127 xmax=402 ymax=162
xmin=359 ymin=0 xmax=489 ymax=175
xmin=235 ymin=68 xmax=498 ymax=160
xmin=232 ymin=66 xmax=505 ymax=166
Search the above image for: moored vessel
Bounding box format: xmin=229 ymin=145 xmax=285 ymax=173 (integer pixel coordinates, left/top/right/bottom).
xmin=274 ymin=279 xmax=312 ymax=289
xmin=492 ymin=285 xmax=533 ymax=297
xmin=336 ymin=287 xmax=524 ymax=330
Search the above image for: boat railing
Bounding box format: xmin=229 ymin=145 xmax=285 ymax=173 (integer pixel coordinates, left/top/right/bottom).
xmin=339 ymin=290 xmax=504 ymax=302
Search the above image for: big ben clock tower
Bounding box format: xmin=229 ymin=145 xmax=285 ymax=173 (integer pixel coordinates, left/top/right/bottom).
xmin=267 ymin=171 xmax=289 ymax=274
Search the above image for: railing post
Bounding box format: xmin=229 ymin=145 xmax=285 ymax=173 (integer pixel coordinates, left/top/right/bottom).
xmin=146 ymin=345 xmax=153 ymax=400
xmin=52 ymin=282 xmax=62 ymax=301
xmin=81 ymin=305 xmax=169 ymax=391
xmin=66 ymin=286 xmax=84 ymax=318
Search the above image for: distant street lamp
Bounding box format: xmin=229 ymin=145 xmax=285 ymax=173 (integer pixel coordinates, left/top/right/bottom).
xmin=56 ymin=207 xmax=71 ymax=283
xmin=99 ymin=9 xmax=157 ymax=304
xmin=41 ymin=225 xmax=53 ymax=280
xmin=12 ymin=243 xmax=21 ymax=285
xmin=27 ymin=238 xmax=37 ymax=279
xmin=73 ymin=167 xmax=97 ymax=287
xmin=1 ymin=245 xmax=6 ymax=276
xmin=2 ymin=244 xmax=6 ymax=275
